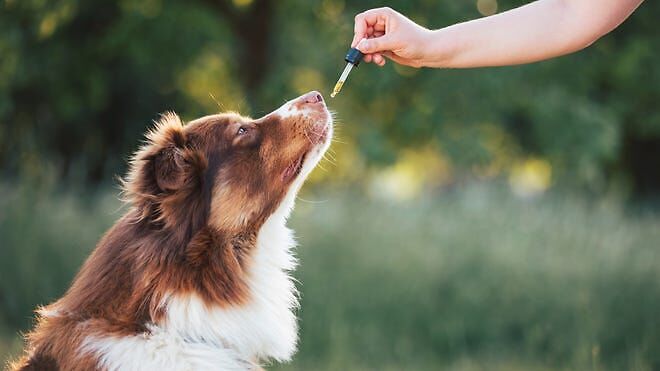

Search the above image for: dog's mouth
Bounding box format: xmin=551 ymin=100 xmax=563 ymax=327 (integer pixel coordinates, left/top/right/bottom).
xmin=282 ymin=152 xmax=307 ymax=182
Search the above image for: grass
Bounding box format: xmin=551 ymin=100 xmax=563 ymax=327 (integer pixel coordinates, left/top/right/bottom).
xmin=1 ymin=182 xmax=659 ymax=370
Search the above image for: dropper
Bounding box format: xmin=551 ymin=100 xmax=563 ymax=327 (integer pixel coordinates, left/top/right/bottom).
xmin=330 ymin=47 xmax=364 ymax=98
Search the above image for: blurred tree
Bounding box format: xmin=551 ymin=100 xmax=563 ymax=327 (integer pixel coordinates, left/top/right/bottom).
xmin=199 ymin=0 xmax=273 ymax=97
xmin=0 ymin=0 xmax=658 ymax=197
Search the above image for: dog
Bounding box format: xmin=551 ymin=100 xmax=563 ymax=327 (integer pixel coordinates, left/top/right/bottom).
xmin=11 ymin=91 xmax=332 ymax=371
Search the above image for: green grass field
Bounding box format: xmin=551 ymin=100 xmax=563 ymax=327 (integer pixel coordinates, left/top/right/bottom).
xmin=2 ymin=183 xmax=659 ymax=370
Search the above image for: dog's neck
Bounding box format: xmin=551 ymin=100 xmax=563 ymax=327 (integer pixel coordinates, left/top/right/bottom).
xmin=162 ymin=203 xmax=299 ymax=363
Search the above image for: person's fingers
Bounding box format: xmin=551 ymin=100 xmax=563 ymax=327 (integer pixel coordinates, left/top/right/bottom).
xmin=352 ymin=11 xmax=377 ymax=46
xmin=357 ymin=8 xmax=391 ymax=27
xmin=352 ymin=13 xmax=367 ymax=47
xmin=374 ymin=18 xmax=386 ymax=32
xmin=363 ymin=54 xmax=373 ymax=63
xmin=371 ymin=49 xmax=386 ymax=66
xmin=356 ymin=34 xmax=394 ymax=54
xmin=352 ymin=26 xmax=376 ymax=46
xmin=352 ymin=8 xmax=391 ymax=47
xmin=351 ymin=33 xmax=362 ymax=48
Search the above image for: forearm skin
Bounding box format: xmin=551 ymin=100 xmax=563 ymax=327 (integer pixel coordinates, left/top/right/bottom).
xmin=423 ymin=0 xmax=644 ymax=68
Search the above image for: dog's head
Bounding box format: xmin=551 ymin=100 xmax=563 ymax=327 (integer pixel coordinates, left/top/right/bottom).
xmin=123 ymin=91 xmax=332 ymax=235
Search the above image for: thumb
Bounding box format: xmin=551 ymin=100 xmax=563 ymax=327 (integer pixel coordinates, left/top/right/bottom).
xmin=357 ymin=35 xmax=394 ymax=54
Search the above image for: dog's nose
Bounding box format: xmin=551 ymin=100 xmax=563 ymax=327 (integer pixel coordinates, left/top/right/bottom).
xmin=301 ymin=91 xmax=323 ymax=104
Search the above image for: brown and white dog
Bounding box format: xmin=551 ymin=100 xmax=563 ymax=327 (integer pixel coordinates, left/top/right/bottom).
xmin=11 ymin=91 xmax=332 ymax=371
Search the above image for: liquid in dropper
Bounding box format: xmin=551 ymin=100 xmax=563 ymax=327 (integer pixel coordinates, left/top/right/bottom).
xmin=330 ymin=60 xmax=355 ymax=98
xmin=330 ymin=81 xmax=344 ymax=98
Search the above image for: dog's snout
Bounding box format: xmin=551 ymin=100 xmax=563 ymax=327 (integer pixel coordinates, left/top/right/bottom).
xmin=301 ymin=91 xmax=323 ymax=104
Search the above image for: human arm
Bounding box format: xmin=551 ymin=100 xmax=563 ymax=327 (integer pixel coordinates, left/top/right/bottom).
xmin=352 ymin=0 xmax=644 ymax=68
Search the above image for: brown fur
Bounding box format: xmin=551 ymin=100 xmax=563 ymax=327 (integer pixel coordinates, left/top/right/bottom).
xmin=9 ymin=95 xmax=328 ymax=370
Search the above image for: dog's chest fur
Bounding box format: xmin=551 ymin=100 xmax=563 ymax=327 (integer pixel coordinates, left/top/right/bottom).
xmin=83 ymin=210 xmax=299 ymax=370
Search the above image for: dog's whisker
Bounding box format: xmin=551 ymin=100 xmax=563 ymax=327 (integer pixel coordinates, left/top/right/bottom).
xmin=321 ymin=154 xmax=336 ymax=166
xmin=209 ymin=93 xmax=225 ymax=112
xmin=302 ymin=129 xmax=315 ymax=146
xmin=321 ymin=150 xmax=337 ymax=162
xmin=296 ymin=196 xmax=329 ymax=204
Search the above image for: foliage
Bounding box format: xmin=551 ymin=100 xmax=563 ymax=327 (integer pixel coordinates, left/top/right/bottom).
xmin=1 ymin=183 xmax=659 ymax=370
xmin=0 ymin=0 xmax=659 ymax=196
xmin=0 ymin=183 xmax=117 ymax=332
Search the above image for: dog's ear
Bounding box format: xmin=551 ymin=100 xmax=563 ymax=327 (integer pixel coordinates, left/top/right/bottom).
xmin=153 ymin=145 xmax=186 ymax=192
xmin=122 ymin=113 xmax=207 ymax=204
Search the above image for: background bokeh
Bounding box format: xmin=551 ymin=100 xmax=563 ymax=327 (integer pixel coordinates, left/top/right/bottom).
xmin=1 ymin=0 xmax=659 ymax=370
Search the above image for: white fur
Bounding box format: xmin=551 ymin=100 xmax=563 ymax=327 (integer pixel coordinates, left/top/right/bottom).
xmin=271 ymin=98 xmax=297 ymax=119
xmin=269 ymin=93 xmax=330 ymax=124
xmin=39 ymin=307 xmax=61 ymax=317
xmin=83 ymin=325 xmax=252 ymax=371
xmin=80 ymin=98 xmax=332 ymax=370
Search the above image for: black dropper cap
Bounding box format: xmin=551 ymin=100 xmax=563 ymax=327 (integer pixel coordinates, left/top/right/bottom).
xmin=345 ymin=47 xmax=364 ymax=66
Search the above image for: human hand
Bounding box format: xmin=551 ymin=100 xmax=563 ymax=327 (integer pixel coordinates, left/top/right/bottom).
xmin=352 ymin=7 xmax=433 ymax=68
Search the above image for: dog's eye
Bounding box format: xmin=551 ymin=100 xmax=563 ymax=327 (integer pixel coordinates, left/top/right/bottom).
xmin=237 ymin=127 xmax=248 ymax=135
